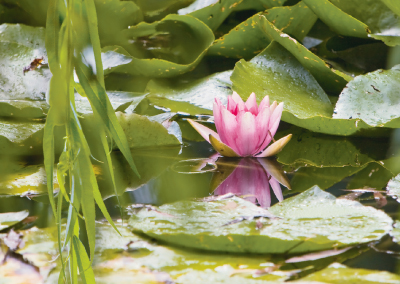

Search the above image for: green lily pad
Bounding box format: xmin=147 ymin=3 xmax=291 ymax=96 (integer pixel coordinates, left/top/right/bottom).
xmin=103 ymin=14 xmax=214 ymax=77
xmin=391 ymin=220 xmax=400 ymax=243
xmin=145 ymin=70 xmax=232 ymax=115
xmin=257 ymin=15 xmax=351 ymax=93
xmin=333 ymin=65 xmax=400 ymax=128
xmin=183 ymin=0 xmax=284 ymax=31
xmin=289 ymin=166 xmax=366 ymax=193
xmin=298 ymin=263 xmax=400 ymax=283
xmin=386 ymin=173 xmax=400 ymax=202
xmin=129 ymin=186 xmax=393 ymax=254
xmin=115 ymin=112 xmax=182 ymax=148
xmin=134 ymin=0 xmax=193 ymax=22
xmin=347 ymin=163 xmax=394 ymax=190
xmin=231 ymin=41 xmax=389 ymax=136
xmin=0 ymin=120 xmax=45 ymax=155
xmin=0 ymin=210 xmax=28 ymax=231
xmin=0 ymin=24 xmax=50 ymax=119
xmin=208 ymin=2 xmax=318 ymax=59
xmin=75 ymin=91 xmax=146 ymax=114
xmin=276 ymin=127 xmax=375 ymax=167
xmin=0 ymin=165 xmax=50 ymax=196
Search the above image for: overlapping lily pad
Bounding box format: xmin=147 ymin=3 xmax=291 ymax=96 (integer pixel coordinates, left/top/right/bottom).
xmin=145 ymin=70 xmax=232 ymax=115
xmin=304 ymin=0 xmax=400 ymax=46
xmin=387 ymin=173 xmax=400 ymax=202
xmin=0 ymin=24 xmax=50 ymax=119
xmin=333 ymin=65 xmax=400 ymax=128
xmin=103 ymin=14 xmax=214 ymax=77
xmin=208 ymin=2 xmax=318 ymax=59
xmin=129 ymin=186 xmax=393 ymax=254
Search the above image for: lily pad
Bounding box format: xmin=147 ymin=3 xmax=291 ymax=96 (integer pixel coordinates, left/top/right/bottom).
xmin=208 ymin=2 xmax=318 ymax=59
xmin=298 ymin=263 xmax=400 ymax=283
xmin=182 ymin=0 xmax=284 ymax=31
xmin=0 ymin=24 xmax=50 ymax=119
xmin=114 ymin=112 xmax=182 ymax=148
xmin=145 ymin=70 xmax=232 ymax=115
xmin=231 ymin=41 xmax=387 ymax=136
xmin=346 ymin=163 xmax=394 ymax=190
xmin=276 ymin=127 xmax=375 ymax=167
xmin=333 ymin=65 xmax=400 ymax=128
xmin=386 ymin=173 xmax=400 ymax=202
xmin=0 ymin=210 xmax=28 ymax=231
xmin=129 ymin=186 xmax=393 ymax=254
xmin=103 ymin=14 xmax=215 ymax=77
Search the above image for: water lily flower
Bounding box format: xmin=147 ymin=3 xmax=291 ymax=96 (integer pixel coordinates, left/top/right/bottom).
xmin=212 ymin=158 xmax=290 ymax=208
xmin=188 ymin=92 xmax=291 ymax=157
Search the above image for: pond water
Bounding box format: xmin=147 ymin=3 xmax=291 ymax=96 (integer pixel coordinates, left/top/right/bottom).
xmin=1 ymin=121 xmax=399 ymax=282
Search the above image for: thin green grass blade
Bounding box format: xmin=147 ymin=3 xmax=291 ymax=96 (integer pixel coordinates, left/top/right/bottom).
xmin=75 ymin=64 xmax=140 ymax=177
xmin=43 ymin=110 xmax=57 ymax=218
xmin=73 ymin=236 xmax=96 ymax=284
xmin=56 ymin=190 xmax=67 ymax=284
xmin=45 ymin=0 xmax=60 ymax=73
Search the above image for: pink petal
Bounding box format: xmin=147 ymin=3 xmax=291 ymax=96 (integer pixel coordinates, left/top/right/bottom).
xmin=235 ymin=111 xmax=257 ymax=156
xmin=213 ymin=99 xmax=228 ymax=143
xmin=220 ymin=107 xmax=239 ymax=153
xmin=269 ymin=101 xmax=278 ymax=114
xmin=256 ymin=169 xmax=271 ymax=208
xmin=269 ymin=176 xmax=283 ymax=202
xmin=232 ymin=92 xmax=245 ymax=112
xmin=187 ymin=119 xmax=220 ymax=144
xmin=254 ymin=106 xmax=271 ymax=154
xmin=227 ymin=96 xmax=238 ymax=115
xmin=258 ymin=95 xmax=270 ymax=111
xmin=245 ymin=92 xmax=258 ymax=115
xmin=269 ymin=102 xmax=284 ymax=137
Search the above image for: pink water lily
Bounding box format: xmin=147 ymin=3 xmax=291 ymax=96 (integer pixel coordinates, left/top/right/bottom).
xmin=188 ymin=92 xmax=292 ymax=157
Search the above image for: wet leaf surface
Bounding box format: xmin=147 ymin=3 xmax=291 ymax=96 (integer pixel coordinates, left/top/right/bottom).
xmin=298 ymin=263 xmax=400 ymax=283
xmin=129 ymin=186 xmax=393 ymax=254
xmin=0 ymin=211 xmax=28 ymax=231
xmin=387 ymin=173 xmax=400 ymax=203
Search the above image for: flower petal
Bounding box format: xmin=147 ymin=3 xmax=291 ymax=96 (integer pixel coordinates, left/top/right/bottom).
xmin=258 ymin=95 xmax=270 ymax=111
xmin=257 ymin=158 xmax=291 ymax=190
xmin=187 ymin=119 xmax=219 ymax=144
xmin=232 ymin=91 xmax=245 ymax=112
xmin=245 ymin=92 xmax=258 ymax=115
xmin=221 ymin=107 xmax=239 ymax=152
xmin=269 ymin=176 xmax=283 ymax=202
xmin=235 ymin=111 xmax=258 ymax=156
xmin=209 ymin=134 xmax=240 ymax=157
xmin=227 ymin=96 xmax=238 ymax=115
xmin=213 ymin=99 xmax=228 ymax=143
xmin=254 ymin=106 xmax=271 ymax=153
xmin=269 ymin=102 xmax=284 ymax=137
xmin=255 ymin=134 xmax=292 ymax=158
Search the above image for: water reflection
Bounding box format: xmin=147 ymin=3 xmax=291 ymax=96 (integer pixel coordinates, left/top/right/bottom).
xmin=211 ymin=157 xmax=291 ymax=208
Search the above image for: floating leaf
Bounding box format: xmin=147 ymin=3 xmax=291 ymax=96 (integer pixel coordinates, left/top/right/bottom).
xmin=208 ymin=2 xmax=318 ymax=59
xmin=0 ymin=24 xmax=50 ymax=119
xmin=129 ymin=186 xmax=393 ymax=254
xmin=0 ymin=210 xmax=28 ymax=231
xmin=299 ymin=263 xmax=400 ymax=283
xmin=386 ymin=173 xmax=400 ymax=202
xmin=146 ymin=70 xmax=232 ymax=115
xmin=103 ymin=14 xmax=214 ymax=77
xmin=347 ymin=163 xmax=394 ymax=190
xmin=333 ymin=66 xmax=400 ymax=128
xmin=114 ymin=112 xmax=182 ymax=148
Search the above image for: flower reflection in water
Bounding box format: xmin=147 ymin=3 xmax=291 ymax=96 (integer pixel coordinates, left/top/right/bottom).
xmin=211 ymin=158 xmax=290 ymax=208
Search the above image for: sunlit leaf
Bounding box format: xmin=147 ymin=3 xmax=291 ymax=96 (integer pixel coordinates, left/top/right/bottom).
xmin=208 ymin=2 xmax=318 ymax=59
xmin=129 ymin=186 xmax=393 ymax=254
xmin=333 ymin=65 xmax=400 ymax=128
xmin=0 ymin=210 xmax=28 ymax=231
xmin=387 ymin=173 xmax=400 ymax=203
xmin=300 ymin=263 xmax=400 ymax=283
xmin=102 ymin=14 xmax=214 ymax=77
